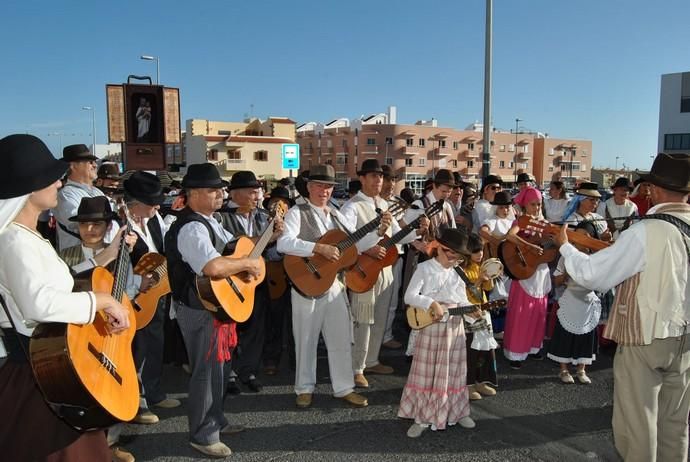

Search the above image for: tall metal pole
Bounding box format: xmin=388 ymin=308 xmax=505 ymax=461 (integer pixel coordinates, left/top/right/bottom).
xmin=481 ymin=0 xmax=493 ymax=180
xmin=514 ymin=118 xmax=521 ymax=184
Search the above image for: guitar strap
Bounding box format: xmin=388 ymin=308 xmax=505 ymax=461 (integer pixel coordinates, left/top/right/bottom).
xmin=453 ymin=265 xmax=484 ymax=302
xmin=642 ymin=213 xmax=690 ymax=261
xmin=0 ymin=294 xmax=31 ymax=363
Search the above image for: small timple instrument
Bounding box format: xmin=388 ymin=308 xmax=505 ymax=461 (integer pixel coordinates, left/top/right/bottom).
xmin=406 ymin=299 xmax=506 ymax=330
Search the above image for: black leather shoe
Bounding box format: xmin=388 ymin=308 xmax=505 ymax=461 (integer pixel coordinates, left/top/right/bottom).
xmin=226 ymin=379 xmax=241 ymax=396
xmin=242 ymin=378 xmax=263 ymax=393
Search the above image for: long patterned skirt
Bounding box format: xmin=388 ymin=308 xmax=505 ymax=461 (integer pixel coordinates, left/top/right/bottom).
xmin=503 ymin=282 xmax=548 ymax=361
xmin=398 ymin=317 xmax=470 ymax=430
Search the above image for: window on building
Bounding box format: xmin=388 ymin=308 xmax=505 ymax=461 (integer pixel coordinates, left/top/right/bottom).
xmin=418 ymin=158 xmax=426 ymax=166
xmin=548 ymin=166 xmax=554 ymax=172
xmin=342 ymin=139 xmax=348 ymax=147
xmin=452 ymin=141 xmax=459 ymax=150
xmin=549 ymin=148 xmax=554 ymax=155
xmin=385 ymin=137 xmax=393 ymax=145
xmin=500 ymin=144 xmax=506 ymax=151
xmin=336 ymin=155 xmax=348 ymax=165
xmin=581 ymin=150 xmax=587 ymax=157
xmin=326 ymin=140 xmax=333 ymax=148
xmin=227 ymin=150 xmax=241 ymax=160
xmin=367 ymin=138 xmax=376 ymax=145
xmin=419 ymin=138 xmax=426 ymax=147
xmin=581 ymin=163 xmax=587 ymax=172
xmin=325 ymin=159 xmax=333 ymax=165
xmin=439 ymin=140 xmax=446 ymax=148
xmin=254 ymin=150 xmax=268 ymax=161
xmin=386 ymin=157 xmax=393 ymax=165
xmin=509 ymin=161 xmax=514 ymax=169
xmin=450 ymin=160 xmax=457 ymax=167
xmin=467 ymin=160 xmax=474 ymax=168
xmin=405 ymin=158 xmax=413 ymax=167
xmin=499 ymin=160 xmax=505 ymax=168
xmin=508 ymin=144 xmax=515 ymax=152
xmin=664 ymin=133 xmax=690 ymax=150
xmin=406 ymin=138 xmax=414 ymax=147
xmin=468 ymin=143 xmax=475 ymax=151
xmin=207 ymin=149 xmax=218 ymax=161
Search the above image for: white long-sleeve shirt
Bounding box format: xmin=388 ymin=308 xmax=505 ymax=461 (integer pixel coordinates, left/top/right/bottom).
xmin=0 ymin=223 xmax=96 ymax=336
xmin=277 ymin=202 xmax=380 ymax=257
xmin=404 ymin=258 xmax=471 ymax=313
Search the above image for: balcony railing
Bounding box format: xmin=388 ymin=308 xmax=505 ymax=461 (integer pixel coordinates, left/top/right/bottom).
xmin=462 ymin=150 xmax=479 ymax=159
xmin=435 ymin=148 xmax=452 ymax=157
xmin=224 ymin=158 xmax=246 ymax=170
xmin=518 ymin=152 xmax=531 ymax=160
xmin=361 ymin=146 xmax=379 ymax=155
xmin=402 ymin=146 xmax=418 ymax=156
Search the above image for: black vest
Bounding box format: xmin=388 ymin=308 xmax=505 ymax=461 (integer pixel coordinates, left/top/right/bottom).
xmin=130 ymin=215 xmax=164 ymax=267
xmin=165 ymin=208 xmax=226 ymax=309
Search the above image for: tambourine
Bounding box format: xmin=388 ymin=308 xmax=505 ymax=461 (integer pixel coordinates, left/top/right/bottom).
xmin=480 ymin=258 xmax=504 ymax=280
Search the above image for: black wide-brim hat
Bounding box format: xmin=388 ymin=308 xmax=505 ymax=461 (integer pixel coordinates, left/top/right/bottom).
xmin=0 ymin=134 xmax=68 ymax=199
xmin=98 ymin=163 xmax=121 ymax=180
xmin=182 ymin=163 xmax=225 ymax=189
xmin=638 ymin=153 xmax=690 ymax=193
xmin=436 ymin=228 xmax=469 ymax=255
xmin=63 ymin=144 xmax=97 ymax=162
xmin=69 ymin=196 xmax=119 ymax=222
xmin=516 ymin=173 xmax=533 ymax=183
xmin=262 ymin=185 xmax=294 ymax=209
xmin=308 ymin=165 xmax=338 ymax=185
xmin=357 ymin=159 xmax=384 ymax=176
xmin=490 ymin=191 xmax=513 ymax=206
xmin=229 ymin=171 xmax=262 ymax=190
xmin=124 ymin=171 xmax=165 ymax=206
xmin=381 ymin=164 xmax=398 ymax=180
xmin=481 ymin=174 xmax=503 ymax=191
xmin=433 ymin=169 xmax=456 ymax=187
xmin=611 ymin=177 xmax=633 ymax=191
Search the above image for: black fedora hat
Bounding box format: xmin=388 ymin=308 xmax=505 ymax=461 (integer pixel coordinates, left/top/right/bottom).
xmin=490 ymin=191 xmax=513 ymax=206
xmin=348 ymin=179 xmax=362 ymax=194
xmin=638 ymin=153 xmax=690 ymax=193
xmin=516 ymin=173 xmax=533 ymax=184
xmin=229 ymin=171 xmax=262 ymax=190
xmin=433 ymin=169 xmax=456 ymax=187
xmin=69 ymin=196 xmax=118 ymax=222
xmin=263 ymin=185 xmax=294 ymax=209
xmin=611 ymin=177 xmax=633 ymax=191
xmin=97 ymin=163 xmax=121 ymax=180
xmin=63 ymin=144 xmax=97 ymax=162
xmin=381 ymin=164 xmax=398 ymax=180
xmin=124 ymin=171 xmax=165 ymax=206
xmin=437 ymin=228 xmax=469 ymax=255
xmin=575 ymin=182 xmax=602 ymax=198
xmin=357 ymin=159 xmax=384 ymax=176
xmin=308 ymin=165 xmax=338 ymax=185
xmin=0 ymin=134 xmax=68 ymax=199
xmin=481 ymin=174 xmax=503 ymax=191
xmin=182 ymin=163 xmax=225 ymax=189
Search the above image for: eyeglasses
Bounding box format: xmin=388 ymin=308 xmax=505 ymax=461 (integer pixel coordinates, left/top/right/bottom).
xmin=489 ymin=185 xmax=501 ymax=191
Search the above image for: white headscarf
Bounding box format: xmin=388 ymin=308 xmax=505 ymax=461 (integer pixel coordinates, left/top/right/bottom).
xmin=0 ymin=195 xmax=29 ymax=234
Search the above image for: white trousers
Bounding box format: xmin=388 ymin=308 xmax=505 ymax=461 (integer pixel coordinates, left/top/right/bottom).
xmin=291 ymin=283 xmax=355 ymax=397
xmin=352 ymin=267 xmax=394 ymax=374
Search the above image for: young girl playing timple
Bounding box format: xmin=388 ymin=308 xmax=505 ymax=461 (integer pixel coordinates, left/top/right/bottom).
xmin=459 ymin=234 xmax=499 ymax=400
xmin=399 ymin=228 xmax=476 ymax=438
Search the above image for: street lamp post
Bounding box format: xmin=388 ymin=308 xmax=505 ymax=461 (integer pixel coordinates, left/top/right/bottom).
xmin=615 ymin=156 xmax=620 ymax=171
xmin=513 ymin=118 xmax=522 ymax=184
xmin=47 ymin=132 xmax=63 ymax=155
xmin=140 ymin=55 xmax=160 ymax=84
xmin=81 ymin=106 xmax=96 ymax=156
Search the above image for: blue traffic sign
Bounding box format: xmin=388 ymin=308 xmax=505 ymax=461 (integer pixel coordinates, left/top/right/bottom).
xmin=282 ymin=143 xmax=300 ymax=170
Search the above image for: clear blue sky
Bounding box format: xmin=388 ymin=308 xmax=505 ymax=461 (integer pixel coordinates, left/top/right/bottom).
xmin=2 ymin=0 xmax=689 ymax=171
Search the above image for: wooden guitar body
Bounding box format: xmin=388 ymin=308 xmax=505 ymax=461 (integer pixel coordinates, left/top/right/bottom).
xmin=30 ymin=266 xmax=139 ymax=430
xmin=132 ymin=253 xmax=171 ymax=329
xmin=345 ymin=240 xmax=399 ymax=293
xmin=283 ymin=229 xmax=358 ymax=298
xmin=406 ymin=300 xmax=506 ymax=330
xmin=498 ymin=240 xmax=559 ymax=280
xmin=267 ymin=260 xmax=288 ymax=300
xmin=195 ymin=236 xmax=266 ymax=322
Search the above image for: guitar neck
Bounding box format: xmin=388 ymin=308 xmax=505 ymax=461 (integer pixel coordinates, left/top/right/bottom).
xmin=447 ymin=305 xmax=481 ymax=316
xmin=111 ymin=219 xmax=133 ymax=302
xmin=381 ymin=219 xmax=418 ymax=249
xmin=336 ymin=216 xmax=381 ymax=251
xmin=248 ymin=219 xmax=275 ymax=259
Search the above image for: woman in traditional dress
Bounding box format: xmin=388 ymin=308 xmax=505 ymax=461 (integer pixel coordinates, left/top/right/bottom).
xmin=0 ymin=134 xmax=130 ymax=461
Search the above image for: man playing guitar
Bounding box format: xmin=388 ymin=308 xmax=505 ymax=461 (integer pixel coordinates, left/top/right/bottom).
xmin=277 ymin=164 xmax=391 ymax=409
xmin=165 ymin=164 xmax=262 ymax=458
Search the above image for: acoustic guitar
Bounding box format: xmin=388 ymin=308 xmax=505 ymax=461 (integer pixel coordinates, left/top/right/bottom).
xmin=195 ymin=201 xmax=287 ymax=322
xmin=132 ymin=253 xmax=170 ymax=329
xmin=267 ymin=260 xmax=288 ymax=300
xmin=284 ymin=201 xmax=407 ymax=298
xmin=30 ymin=207 xmax=139 ymax=430
xmin=499 ymin=215 xmax=611 ymax=280
xmin=406 ymin=299 xmax=506 ymax=330
xmin=345 ymin=200 xmax=444 ymax=293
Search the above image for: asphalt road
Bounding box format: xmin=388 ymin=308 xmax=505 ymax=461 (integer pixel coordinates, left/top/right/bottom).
xmin=121 ymin=339 xmax=622 ymax=462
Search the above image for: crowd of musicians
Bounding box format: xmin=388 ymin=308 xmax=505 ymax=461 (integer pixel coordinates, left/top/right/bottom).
xmin=0 ymin=134 xmax=688 ymax=462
